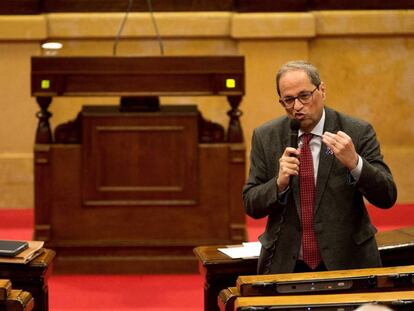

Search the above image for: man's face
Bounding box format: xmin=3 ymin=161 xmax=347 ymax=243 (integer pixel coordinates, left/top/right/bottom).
xmin=278 ymin=69 xmax=325 ymax=133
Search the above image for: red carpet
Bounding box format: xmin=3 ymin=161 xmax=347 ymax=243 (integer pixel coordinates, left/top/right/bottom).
xmin=0 ymin=209 xmax=206 ymax=310
xmin=0 ymin=206 xmax=412 ymax=310
xmin=49 ymin=274 xmax=204 ymax=311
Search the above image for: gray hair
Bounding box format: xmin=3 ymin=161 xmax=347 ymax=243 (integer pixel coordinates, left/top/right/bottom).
xmin=354 ymin=304 xmax=393 ymax=311
xmin=276 ymin=60 xmax=321 ymax=96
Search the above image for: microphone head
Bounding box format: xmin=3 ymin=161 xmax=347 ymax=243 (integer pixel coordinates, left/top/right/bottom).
xmin=290 ymin=119 xmax=300 ymax=132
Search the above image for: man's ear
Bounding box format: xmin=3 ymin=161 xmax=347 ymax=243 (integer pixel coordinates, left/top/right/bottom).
xmin=319 ymin=82 xmax=326 ymax=99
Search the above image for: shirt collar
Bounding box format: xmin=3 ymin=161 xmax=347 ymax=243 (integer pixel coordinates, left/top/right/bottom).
xmin=299 ymin=108 xmax=325 ymax=138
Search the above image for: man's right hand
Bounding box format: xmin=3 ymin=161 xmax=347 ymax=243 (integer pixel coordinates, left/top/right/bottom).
xmin=277 ymin=147 xmax=300 ymax=192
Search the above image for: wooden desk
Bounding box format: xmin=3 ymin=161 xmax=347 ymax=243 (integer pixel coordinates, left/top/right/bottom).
xmin=0 ymin=249 xmax=55 ymax=311
xmin=218 ymin=287 xmax=240 ymax=311
xmin=234 ymin=290 xmax=414 ymax=310
xmin=237 ymin=265 xmax=414 ymax=296
xmin=194 ymin=245 xmax=257 ymax=311
xmin=194 ymin=226 xmax=414 ymax=311
xmin=220 ymin=265 xmax=414 ymax=311
xmin=376 ymin=226 xmax=414 ymax=266
xmin=0 ymin=290 xmax=34 ymax=311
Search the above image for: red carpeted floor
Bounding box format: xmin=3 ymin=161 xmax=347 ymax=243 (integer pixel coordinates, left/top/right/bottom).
xmin=0 ymin=206 xmax=412 ymax=311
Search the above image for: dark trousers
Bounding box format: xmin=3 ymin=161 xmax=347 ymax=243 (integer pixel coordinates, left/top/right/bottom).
xmin=294 ymin=260 xmax=327 ymax=273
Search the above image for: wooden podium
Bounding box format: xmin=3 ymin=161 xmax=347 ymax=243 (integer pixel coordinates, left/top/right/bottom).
xmin=31 ymin=56 xmax=247 ymax=273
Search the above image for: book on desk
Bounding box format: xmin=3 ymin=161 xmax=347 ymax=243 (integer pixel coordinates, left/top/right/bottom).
xmin=0 ymin=241 xmax=28 ymax=258
xmin=0 ymin=241 xmax=44 ymax=265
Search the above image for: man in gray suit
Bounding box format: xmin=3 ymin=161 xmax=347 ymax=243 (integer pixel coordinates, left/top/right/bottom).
xmin=243 ymin=60 xmax=397 ymax=274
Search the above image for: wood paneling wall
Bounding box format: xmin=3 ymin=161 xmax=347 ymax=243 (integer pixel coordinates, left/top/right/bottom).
xmin=2 ymin=0 xmax=414 ymax=14
xmin=0 ymin=0 xmax=40 ymax=14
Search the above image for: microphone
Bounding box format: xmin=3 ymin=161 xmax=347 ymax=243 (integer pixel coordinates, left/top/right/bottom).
xmin=113 ymin=0 xmax=164 ymax=56
xmin=113 ymin=0 xmax=134 ymax=56
xmin=289 ymin=119 xmax=300 ymax=148
xmin=146 ymin=0 xmax=165 ymax=55
xmin=288 ymin=119 xmax=300 ymax=188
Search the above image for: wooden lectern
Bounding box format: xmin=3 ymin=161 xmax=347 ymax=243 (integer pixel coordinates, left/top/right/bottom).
xmin=31 ymin=56 xmax=247 ymax=273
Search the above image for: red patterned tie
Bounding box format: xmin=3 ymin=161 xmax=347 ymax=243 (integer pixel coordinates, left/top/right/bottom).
xmin=299 ymin=133 xmax=321 ymax=269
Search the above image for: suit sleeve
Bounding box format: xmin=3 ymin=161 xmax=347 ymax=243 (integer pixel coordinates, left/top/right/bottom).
xmin=355 ymin=123 xmax=397 ymax=208
xmin=243 ymin=129 xmax=287 ymax=219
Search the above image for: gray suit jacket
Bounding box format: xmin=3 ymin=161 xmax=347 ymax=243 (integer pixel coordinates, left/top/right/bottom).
xmin=243 ymin=107 xmax=397 ymax=274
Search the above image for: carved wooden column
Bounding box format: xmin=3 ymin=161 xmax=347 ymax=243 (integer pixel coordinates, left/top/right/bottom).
xmin=226 ymin=95 xmax=243 ymax=143
xmin=35 ymin=97 xmax=53 ymax=144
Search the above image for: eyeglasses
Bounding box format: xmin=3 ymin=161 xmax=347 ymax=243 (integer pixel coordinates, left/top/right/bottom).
xmin=279 ymin=86 xmax=319 ymax=108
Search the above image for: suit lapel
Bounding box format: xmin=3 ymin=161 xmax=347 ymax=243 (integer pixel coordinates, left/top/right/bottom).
xmin=314 ymin=108 xmax=339 ymax=214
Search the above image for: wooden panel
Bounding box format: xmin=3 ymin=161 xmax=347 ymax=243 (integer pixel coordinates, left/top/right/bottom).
xmin=31 ymin=56 xmax=245 ymax=144
xmin=31 ymin=56 xmax=245 ymax=97
xmin=82 ymin=105 xmax=198 ymax=205
xmin=3 ymin=0 xmax=414 ymax=14
xmin=0 ymin=0 xmax=40 ymax=14
xmin=34 ymin=145 xmax=53 ymax=241
xmin=35 ymin=141 xmax=246 ymax=273
xmin=236 ymin=0 xmax=308 ymax=12
xmin=41 ymin=0 xmax=234 ymax=12
xmin=235 ymin=290 xmax=414 ymax=310
xmin=236 ymin=0 xmax=414 ymax=11
xmin=229 ymin=144 xmax=246 ymax=241
xmin=63 ymin=74 xmax=216 ymax=95
xmin=311 ymin=0 xmax=414 ymax=10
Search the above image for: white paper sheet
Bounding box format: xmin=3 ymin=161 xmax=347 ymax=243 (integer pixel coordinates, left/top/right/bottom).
xmin=218 ymin=241 xmax=261 ymax=259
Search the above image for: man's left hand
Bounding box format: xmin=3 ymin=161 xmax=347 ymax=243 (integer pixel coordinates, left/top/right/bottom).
xmin=322 ymin=131 xmax=359 ymax=170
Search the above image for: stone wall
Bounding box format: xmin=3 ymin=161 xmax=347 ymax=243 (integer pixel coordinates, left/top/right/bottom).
xmin=0 ymin=10 xmax=413 ymax=207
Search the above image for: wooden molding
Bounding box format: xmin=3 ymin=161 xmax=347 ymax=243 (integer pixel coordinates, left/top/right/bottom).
xmin=41 ymin=0 xmax=234 ymax=13
xmin=0 ymin=0 xmax=40 ymax=14
xmin=2 ymin=0 xmax=414 ymax=14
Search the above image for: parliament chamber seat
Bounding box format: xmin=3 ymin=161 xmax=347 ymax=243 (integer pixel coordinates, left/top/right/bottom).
xmin=218 ymin=265 xmax=414 ymax=310
xmin=194 ymin=226 xmax=414 ymax=311
xmin=0 ymin=279 xmax=34 ymax=311
xmin=0 ymin=249 xmax=55 ymax=311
